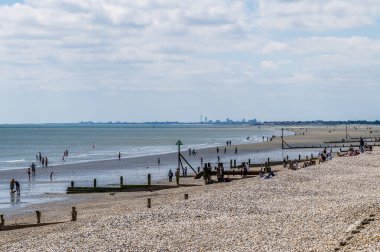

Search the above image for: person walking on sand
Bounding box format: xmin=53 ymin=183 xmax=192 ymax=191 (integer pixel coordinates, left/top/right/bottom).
xmin=168 ymin=169 xmax=173 ymax=182
xmin=27 ymin=168 xmax=31 ymax=180
xmin=118 ymin=152 xmax=121 ymax=160
xmin=175 ymin=168 xmax=180 ymax=186
xmin=224 ymin=147 xmax=226 ymax=154
xmin=50 ymin=171 xmax=53 ymax=181
xmin=360 ymin=137 xmax=365 ymax=153
xmin=158 ymin=158 xmax=160 ymax=166
xmin=45 ymin=157 xmax=48 ymax=167
xmin=235 ymin=146 xmax=238 ymax=154
xmin=216 ymin=147 xmax=219 ymax=153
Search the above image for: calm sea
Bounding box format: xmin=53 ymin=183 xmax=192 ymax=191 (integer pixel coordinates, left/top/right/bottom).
xmin=0 ymin=124 xmax=286 ymax=171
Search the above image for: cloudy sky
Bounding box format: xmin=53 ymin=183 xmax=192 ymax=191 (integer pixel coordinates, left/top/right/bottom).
xmin=0 ymin=0 xmax=380 ymax=123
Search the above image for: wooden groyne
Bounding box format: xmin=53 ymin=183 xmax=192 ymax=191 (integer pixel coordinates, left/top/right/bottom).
xmin=66 ymin=175 xmax=198 ymax=194
xmin=67 ymin=184 xmax=180 ymax=194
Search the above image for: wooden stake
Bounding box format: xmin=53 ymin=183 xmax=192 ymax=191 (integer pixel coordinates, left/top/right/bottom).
xmin=71 ymin=181 xmax=74 ymax=188
xmin=36 ymin=211 xmax=41 ymax=224
xmin=184 ymin=194 xmax=189 ymax=200
xmin=71 ymin=207 xmax=77 ymax=221
xmin=120 ymin=176 xmax=123 ymax=188
xmin=148 ymin=174 xmax=151 ymax=187
xmin=93 ymin=179 xmax=97 ymax=188
xmin=0 ymin=215 xmax=4 ymax=229
xmin=147 ymin=198 xmax=151 ymax=208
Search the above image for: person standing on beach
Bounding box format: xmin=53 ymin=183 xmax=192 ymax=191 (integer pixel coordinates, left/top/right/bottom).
xmin=31 ymin=163 xmax=36 ymax=175
xmin=50 ymin=171 xmax=53 ymax=181
xmin=235 ymin=147 xmax=238 ymax=154
xmin=217 ymin=156 xmax=220 ymax=162
xmin=45 ymin=157 xmax=48 ymax=167
xmin=188 ymin=148 xmax=191 ymax=156
xmin=10 ymin=179 xmax=15 ymax=192
xmin=224 ymin=147 xmax=226 ymax=154
xmin=216 ymin=147 xmax=219 ymax=153
xmin=41 ymin=157 xmax=45 ymax=167
xmin=39 ymin=152 xmax=42 ymax=162
xmin=168 ymin=170 xmax=173 ymax=182
xmin=118 ymin=152 xmax=121 ymax=160
xmin=158 ymin=158 xmax=160 ymax=165
xmin=175 ymin=168 xmax=180 ymax=186
xmin=15 ymin=181 xmax=20 ymax=195
xmin=360 ymin=137 xmax=365 ymax=153
xmin=27 ymin=168 xmax=31 ymax=180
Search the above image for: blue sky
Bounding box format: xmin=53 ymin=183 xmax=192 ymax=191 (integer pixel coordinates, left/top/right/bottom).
xmin=0 ymin=0 xmax=380 ymax=123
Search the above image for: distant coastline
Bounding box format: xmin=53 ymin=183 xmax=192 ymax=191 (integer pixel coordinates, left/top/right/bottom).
xmin=1 ymin=119 xmax=380 ymax=127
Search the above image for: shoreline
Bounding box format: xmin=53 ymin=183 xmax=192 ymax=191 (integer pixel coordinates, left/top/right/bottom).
xmin=0 ymin=126 xmax=379 ymax=216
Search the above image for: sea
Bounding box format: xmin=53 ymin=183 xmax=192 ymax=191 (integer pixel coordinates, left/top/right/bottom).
xmin=0 ymin=124 xmax=288 ymax=171
xmin=0 ymin=124 xmax=310 ymax=212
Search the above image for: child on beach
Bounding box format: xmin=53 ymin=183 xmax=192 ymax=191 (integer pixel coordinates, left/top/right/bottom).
xmin=168 ymin=170 xmax=173 ymax=182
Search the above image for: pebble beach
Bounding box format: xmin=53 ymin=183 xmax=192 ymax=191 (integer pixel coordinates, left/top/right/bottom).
xmin=1 ymin=138 xmax=379 ymax=251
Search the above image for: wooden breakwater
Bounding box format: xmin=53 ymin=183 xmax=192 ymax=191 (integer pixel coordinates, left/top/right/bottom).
xmin=67 ymin=175 xmax=198 ymax=194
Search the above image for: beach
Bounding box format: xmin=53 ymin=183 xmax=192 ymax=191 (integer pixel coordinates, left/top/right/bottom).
xmin=0 ymin=126 xmax=380 ymax=251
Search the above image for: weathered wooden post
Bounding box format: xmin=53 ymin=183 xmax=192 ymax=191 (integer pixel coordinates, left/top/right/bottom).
xmin=340 ymin=148 xmax=342 ymax=152
xmin=197 ymin=167 xmax=200 ymax=173
xmin=233 ymin=159 xmax=236 ymax=168
xmin=267 ymin=158 xmax=270 ymax=166
xmin=93 ymin=179 xmax=97 ymax=188
xmin=71 ymin=181 xmax=74 ymax=188
xmin=148 ymin=174 xmax=151 ymax=187
xmin=120 ymin=176 xmax=123 ymax=188
xmin=0 ymin=215 xmax=4 ymax=229
xmin=248 ymin=159 xmax=251 ymax=166
xmin=184 ymin=194 xmax=189 ymax=200
xmin=299 ymin=154 xmax=301 ymax=161
xmin=306 ymin=156 xmax=309 ymax=161
xmin=311 ymin=154 xmax=313 ymax=159
xmin=71 ymin=207 xmax=77 ymax=221
xmin=36 ymin=211 xmax=41 ymax=224
xmin=230 ymin=160 xmax=232 ymax=168
xmin=147 ymin=198 xmax=151 ymax=208
xmin=286 ymin=155 xmax=289 ymax=162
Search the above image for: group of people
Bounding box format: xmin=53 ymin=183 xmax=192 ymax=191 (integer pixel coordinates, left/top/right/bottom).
xmin=188 ymin=148 xmax=197 ymax=156
xmin=167 ymin=168 xmax=180 ymax=185
xmin=318 ymin=148 xmax=333 ymax=162
xmin=9 ymin=179 xmax=20 ymax=194
xmin=36 ymin=152 xmax=49 ymax=167
xmin=27 ymin=163 xmax=37 ymax=180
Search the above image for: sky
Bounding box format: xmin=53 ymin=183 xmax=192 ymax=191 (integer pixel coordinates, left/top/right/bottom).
xmin=0 ymin=0 xmax=380 ymax=123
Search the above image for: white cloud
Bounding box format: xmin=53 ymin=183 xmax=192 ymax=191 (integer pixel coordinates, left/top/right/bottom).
xmin=0 ymin=1 xmax=380 ymax=122
xmin=256 ymin=0 xmax=380 ymax=31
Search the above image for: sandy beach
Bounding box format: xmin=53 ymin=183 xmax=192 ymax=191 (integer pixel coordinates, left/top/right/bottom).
xmin=1 ymin=126 xmax=380 ymax=251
